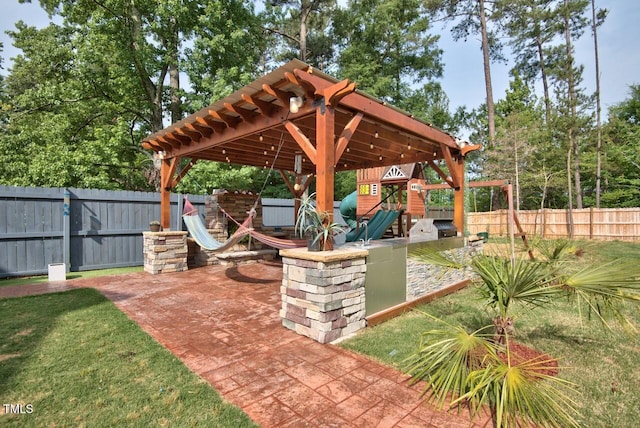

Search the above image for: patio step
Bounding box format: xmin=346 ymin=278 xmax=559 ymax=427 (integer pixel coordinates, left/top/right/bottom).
xmin=215 ymin=249 xmax=278 ymax=266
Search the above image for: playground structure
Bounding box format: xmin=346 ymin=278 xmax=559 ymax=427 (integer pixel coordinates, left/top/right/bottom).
xmin=341 ymin=163 xmax=434 ymax=241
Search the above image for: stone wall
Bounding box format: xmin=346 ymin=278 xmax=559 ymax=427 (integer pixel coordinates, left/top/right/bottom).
xmin=205 ymin=189 xmax=266 ymax=235
xmin=406 ymin=239 xmax=483 ymax=300
xmin=279 ymin=248 xmax=368 ymax=344
xmin=143 ymin=231 xmax=188 ymax=274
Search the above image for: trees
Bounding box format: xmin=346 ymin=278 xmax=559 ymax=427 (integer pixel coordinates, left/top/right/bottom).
xmin=426 ymin=0 xmax=504 ymax=147
xmin=334 ymin=0 xmax=442 ymax=106
xmin=598 ymin=85 xmax=640 ymax=207
xmin=260 ymin=0 xmax=337 ymax=69
xmin=0 ymin=0 xmax=263 ymax=190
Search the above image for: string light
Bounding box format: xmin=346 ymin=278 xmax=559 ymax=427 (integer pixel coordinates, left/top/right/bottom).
xmin=408 ymin=142 xmax=412 ymax=150
xmin=271 ymin=144 xmax=275 ymax=151
xmin=264 ymin=149 xmax=267 ymax=155
xmin=259 ymin=133 xmax=263 ymax=142
xmin=379 ymin=154 xmax=382 ymax=161
xmin=225 ymin=156 xmax=230 ymax=163
xmin=374 ymin=130 xmax=379 ymax=138
xmin=346 ymin=147 xmax=350 ymax=153
xmin=401 ymin=153 xmax=405 ymax=158
xmin=370 ymin=142 xmax=374 ymax=150
xmin=222 ymin=148 xmax=226 ymax=155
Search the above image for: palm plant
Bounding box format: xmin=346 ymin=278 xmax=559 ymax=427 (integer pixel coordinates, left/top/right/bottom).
xmin=406 ymin=239 xmax=640 ymax=426
xmin=404 ymin=314 xmax=580 ymax=428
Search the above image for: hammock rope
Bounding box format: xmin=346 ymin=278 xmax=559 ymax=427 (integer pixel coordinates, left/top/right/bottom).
xmin=183 ymin=197 xmax=306 ymax=251
xmin=218 ymin=206 xmax=307 ymax=250
xmin=182 ymin=198 xmax=254 ymax=252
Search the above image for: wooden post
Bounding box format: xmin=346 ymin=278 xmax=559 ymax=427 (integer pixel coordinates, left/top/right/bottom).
xmin=63 ymin=188 xmax=71 ymax=272
xmin=452 ymin=155 xmax=465 ymax=235
xmin=315 ymin=103 xmax=335 ymax=218
xmin=506 ymin=183 xmax=516 ymax=263
xmin=160 ymin=159 xmax=172 ymax=229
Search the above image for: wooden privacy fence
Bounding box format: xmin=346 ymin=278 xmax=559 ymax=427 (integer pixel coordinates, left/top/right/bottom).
xmin=467 ymin=207 xmax=640 ymax=242
xmin=0 ymin=186 xmax=206 ymax=278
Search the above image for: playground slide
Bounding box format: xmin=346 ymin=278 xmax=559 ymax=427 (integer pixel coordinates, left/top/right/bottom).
xmin=368 ymin=210 xmax=402 ymax=240
xmin=346 ymin=209 xmax=386 ymax=242
xmin=339 ymin=191 xmax=358 ymax=229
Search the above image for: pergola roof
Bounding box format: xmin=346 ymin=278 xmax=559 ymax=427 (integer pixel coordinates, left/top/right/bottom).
xmin=142 ymin=59 xmax=475 ymax=175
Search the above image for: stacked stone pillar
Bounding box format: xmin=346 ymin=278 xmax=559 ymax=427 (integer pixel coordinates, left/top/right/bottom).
xmin=143 ymin=231 xmax=188 ymax=274
xmin=279 ymin=248 xmax=368 ymax=344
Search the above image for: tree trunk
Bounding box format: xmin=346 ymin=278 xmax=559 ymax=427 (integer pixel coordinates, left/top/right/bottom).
xmin=300 ymin=1 xmax=311 ymax=62
xmin=515 ymin=134 xmax=521 ymax=212
xmin=592 ymin=0 xmax=603 ymax=208
xmin=536 ymin=31 xmax=551 ymax=124
xmin=567 ymin=128 xmax=575 ymax=238
xmin=128 ymin=1 xmax=164 ymax=133
xmin=169 ymin=20 xmax=181 ymax=125
xmin=564 ymin=0 xmax=582 ymax=210
xmin=478 ymin=0 xmax=495 ymax=147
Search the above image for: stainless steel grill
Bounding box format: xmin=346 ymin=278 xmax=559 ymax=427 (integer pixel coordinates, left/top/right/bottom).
xmin=433 ymin=219 xmax=457 ymax=238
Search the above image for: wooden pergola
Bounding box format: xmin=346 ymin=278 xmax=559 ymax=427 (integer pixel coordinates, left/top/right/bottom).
xmin=142 ymin=60 xmax=480 ymax=232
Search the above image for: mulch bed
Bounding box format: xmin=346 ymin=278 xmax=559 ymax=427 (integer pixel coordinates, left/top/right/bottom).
xmin=498 ymin=342 xmax=559 ymax=377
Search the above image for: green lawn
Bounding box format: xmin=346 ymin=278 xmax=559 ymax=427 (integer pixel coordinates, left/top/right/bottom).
xmin=0 ymin=289 xmax=256 ymax=427
xmin=0 ymin=266 xmax=144 ymax=287
xmin=340 ymin=239 xmax=640 ymax=428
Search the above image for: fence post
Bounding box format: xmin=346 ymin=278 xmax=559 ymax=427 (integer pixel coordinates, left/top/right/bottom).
xmin=63 ymin=188 xmax=71 ymax=272
xmin=176 ymin=193 xmax=183 ymax=231
xmin=589 ymin=207 xmax=594 ymax=240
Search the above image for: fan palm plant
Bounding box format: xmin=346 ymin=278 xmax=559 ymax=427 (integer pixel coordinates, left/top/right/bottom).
xmin=407 ymin=239 xmax=640 ymax=426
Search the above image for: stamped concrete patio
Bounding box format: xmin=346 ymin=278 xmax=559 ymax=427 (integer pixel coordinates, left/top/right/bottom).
xmin=1 ymin=261 xmax=489 ymax=427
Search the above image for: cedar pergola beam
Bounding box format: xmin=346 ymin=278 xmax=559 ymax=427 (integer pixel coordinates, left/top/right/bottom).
xmin=427 ymin=160 xmax=454 ymax=188
xmin=335 ymin=113 xmax=363 ymax=161
xmin=209 ymin=110 xmax=239 ymax=128
xmin=224 ymin=102 xmax=257 ymax=122
xmin=294 ymin=68 xmax=460 ymax=150
xmin=262 ymin=83 xmax=296 ymax=107
xmin=440 ymin=143 xmax=461 ymax=189
xmin=195 ymin=116 xmax=225 ymax=133
xmin=284 ymin=120 xmax=317 ymax=164
xmin=241 ymin=93 xmax=276 ymax=116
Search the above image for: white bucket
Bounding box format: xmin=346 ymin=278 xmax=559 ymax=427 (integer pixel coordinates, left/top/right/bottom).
xmin=48 ymin=263 xmax=66 ymax=282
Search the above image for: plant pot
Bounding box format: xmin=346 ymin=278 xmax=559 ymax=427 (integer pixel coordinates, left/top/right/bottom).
xmin=150 ymin=224 xmax=162 ymax=232
xmin=307 ymin=237 xmax=322 ymax=252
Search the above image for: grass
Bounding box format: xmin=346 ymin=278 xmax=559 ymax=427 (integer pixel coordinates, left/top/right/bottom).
xmin=0 ymin=266 xmax=144 ymax=287
xmin=0 ymin=289 xmax=256 ymax=427
xmin=340 ymin=239 xmax=640 ymax=428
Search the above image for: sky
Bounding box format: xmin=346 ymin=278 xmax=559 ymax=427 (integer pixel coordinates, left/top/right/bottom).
xmin=1 ymin=0 xmax=638 ymax=120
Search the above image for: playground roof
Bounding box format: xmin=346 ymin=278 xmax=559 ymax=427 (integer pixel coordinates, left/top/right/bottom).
xmin=142 ymin=59 xmax=477 ymax=176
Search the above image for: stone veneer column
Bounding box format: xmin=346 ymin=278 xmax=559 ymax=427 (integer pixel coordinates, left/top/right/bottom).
xmin=143 ymin=231 xmax=188 ymax=274
xmin=279 ymin=247 xmax=369 ymax=344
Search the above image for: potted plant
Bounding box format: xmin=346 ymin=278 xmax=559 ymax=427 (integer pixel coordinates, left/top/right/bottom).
xmin=295 ymin=194 xmax=345 ymax=251
xmin=149 ymin=220 xmax=162 ymax=232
